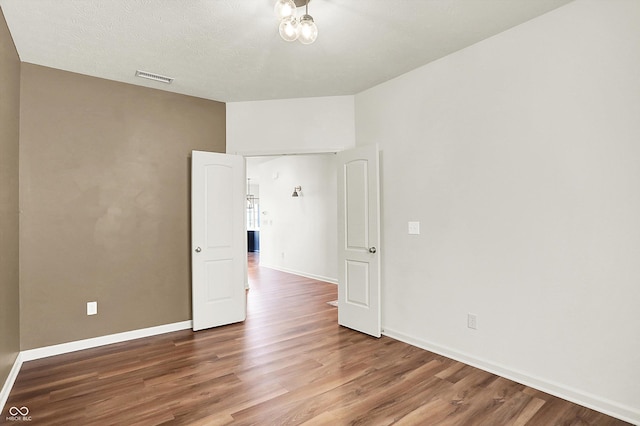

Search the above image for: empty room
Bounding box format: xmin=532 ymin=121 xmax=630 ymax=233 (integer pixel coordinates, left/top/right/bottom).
xmin=1 ymin=0 xmax=639 ymax=424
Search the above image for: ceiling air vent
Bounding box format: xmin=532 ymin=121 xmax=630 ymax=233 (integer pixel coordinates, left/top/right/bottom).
xmin=135 ymin=70 xmax=174 ymax=84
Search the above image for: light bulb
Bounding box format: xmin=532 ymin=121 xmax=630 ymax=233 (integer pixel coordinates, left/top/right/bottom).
xmin=279 ymin=17 xmax=299 ymax=42
xmin=274 ymin=0 xmax=296 ymax=21
xmin=298 ymin=14 xmax=318 ymax=45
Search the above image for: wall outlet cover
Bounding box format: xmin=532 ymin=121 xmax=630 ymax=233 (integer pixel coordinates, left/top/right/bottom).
xmin=467 ymin=313 xmax=477 ymax=330
xmin=408 ymin=221 xmax=420 ymax=235
xmin=87 ymin=301 xmax=98 ymax=316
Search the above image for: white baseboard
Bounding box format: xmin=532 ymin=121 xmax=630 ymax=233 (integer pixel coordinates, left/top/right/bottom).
xmin=8 ymin=321 xmax=635 ymax=424
xmin=259 ymin=263 xmax=338 ymax=285
xmin=382 ymin=328 xmax=640 ymax=426
xmin=0 ymin=352 xmax=24 ymax=414
xmin=21 ymin=320 xmax=193 ymax=362
xmin=2 ymin=321 xmax=192 ymax=413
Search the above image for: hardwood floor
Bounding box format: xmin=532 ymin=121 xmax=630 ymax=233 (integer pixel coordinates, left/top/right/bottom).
xmin=4 ymin=253 xmax=630 ymax=425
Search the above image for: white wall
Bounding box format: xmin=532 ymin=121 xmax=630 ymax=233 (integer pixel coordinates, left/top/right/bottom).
xmin=255 ymin=155 xmax=338 ymax=283
xmin=227 ymin=95 xmax=352 ymax=284
xmin=226 ymin=96 xmax=355 ymax=155
xmin=355 ymin=0 xmax=640 ymax=423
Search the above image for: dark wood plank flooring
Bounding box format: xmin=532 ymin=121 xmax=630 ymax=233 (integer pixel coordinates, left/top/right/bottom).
xmin=3 ymin=253 xmax=630 ymax=425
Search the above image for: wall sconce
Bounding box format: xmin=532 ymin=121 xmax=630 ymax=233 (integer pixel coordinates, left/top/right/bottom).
xmin=291 ymin=186 xmax=302 ymax=197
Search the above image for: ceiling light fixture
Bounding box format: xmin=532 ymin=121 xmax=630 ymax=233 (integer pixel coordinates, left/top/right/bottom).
xmin=274 ymin=0 xmax=318 ymax=45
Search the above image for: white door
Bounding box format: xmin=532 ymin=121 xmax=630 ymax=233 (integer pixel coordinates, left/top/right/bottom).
xmin=337 ymin=144 xmax=381 ymax=337
xmin=191 ymin=150 xmax=246 ymax=331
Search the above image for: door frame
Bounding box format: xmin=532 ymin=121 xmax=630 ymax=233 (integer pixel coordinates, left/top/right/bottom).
xmin=200 ymin=148 xmax=383 ymax=336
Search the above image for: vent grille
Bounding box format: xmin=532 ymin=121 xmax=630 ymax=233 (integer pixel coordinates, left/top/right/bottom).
xmin=135 ymin=70 xmax=174 ymax=84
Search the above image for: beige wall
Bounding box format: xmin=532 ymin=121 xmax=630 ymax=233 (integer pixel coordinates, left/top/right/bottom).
xmin=0 ymin=8 xmax=21 ymax=386
xmin=19 ymin=64 xmax=225 ymax=349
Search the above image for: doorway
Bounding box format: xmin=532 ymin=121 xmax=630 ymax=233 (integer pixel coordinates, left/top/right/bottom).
xmin=245 ymin=154 xmax=339 ymax=285
xmin=191 ymin=147 xmax=381 ymax=336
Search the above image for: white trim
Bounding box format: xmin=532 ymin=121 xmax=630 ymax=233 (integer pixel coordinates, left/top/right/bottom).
xmin=227 ymin=148 xmax=340 ymax=157
xmin=0 ymin=352 xmax=23 ymax=414
xmin=21 ymin=320 xmax=192 ymax=362
xmin=382 ymin=327 xmax=640 ymax=426
xmin=2 ymin=321 xmax=192 ymax=413
xmin=259 ymin=263 xmax=338 ymax=285
xmin=1 ymin=321 xmax=192 ymax=413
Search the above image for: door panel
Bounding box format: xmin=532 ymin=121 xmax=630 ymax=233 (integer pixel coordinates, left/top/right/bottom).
xmin=337 ymin=145 xmax=381 ymax=337
xmin=346 ymin=260 xmax=369 ymax=307
xmin=205 ymin=164 xmax=233 ymax=248
xmin=206 ymin=260 xmax=233 ymax=301
xmin=346 ymin=160 xmax=369 ymax=248
xmin=192 ymin=151 xmax=246 ymax=331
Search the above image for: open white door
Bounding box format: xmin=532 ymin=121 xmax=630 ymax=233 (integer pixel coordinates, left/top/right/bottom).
xmin=337 ymin=144 xmax=381 ymax=337
xmin=191 ymin=150 xmax=246 ymax=331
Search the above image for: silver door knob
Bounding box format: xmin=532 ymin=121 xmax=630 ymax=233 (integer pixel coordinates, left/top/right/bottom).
xmin=369 ymin=247 xmax=377 ymax=253
xmin=195 ymin=247 xmax=202 ymax=253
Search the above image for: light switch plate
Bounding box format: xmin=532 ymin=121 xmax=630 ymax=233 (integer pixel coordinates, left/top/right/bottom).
xmin=87 ymin=301 xmax=97 ymax=316
xmin=408 ymin=221 xmax=420 ymax=235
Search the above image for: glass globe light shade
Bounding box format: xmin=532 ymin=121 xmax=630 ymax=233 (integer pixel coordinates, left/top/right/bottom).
xmin=298 ymin=15 xmax=318 ymax=45
xmin=274 ymin=0 xmax=296 ymax=21
xmin=279 ymin=17 xmax=299 ymax=42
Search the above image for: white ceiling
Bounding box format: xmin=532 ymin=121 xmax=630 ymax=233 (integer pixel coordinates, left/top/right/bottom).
xmin=1 ymin=0 xmax=573 ymax=102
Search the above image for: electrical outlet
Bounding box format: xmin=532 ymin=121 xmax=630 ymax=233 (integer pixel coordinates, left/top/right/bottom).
xmin=87 ymin=301 xmax=97 ymax=316
xmin=467 ymin=313 xmax=477 ymax=330
xmin=408 ymin=221 xmax=420 ymax=235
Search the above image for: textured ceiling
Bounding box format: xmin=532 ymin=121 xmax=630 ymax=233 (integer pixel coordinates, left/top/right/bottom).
xmin=0 ymin=0 xmax=573 ymax=102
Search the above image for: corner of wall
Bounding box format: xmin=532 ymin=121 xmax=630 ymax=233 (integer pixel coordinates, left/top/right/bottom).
xmin=0 ymin=3 xmax=22 ymax=406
